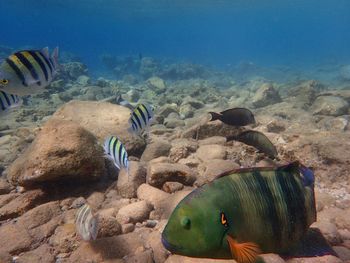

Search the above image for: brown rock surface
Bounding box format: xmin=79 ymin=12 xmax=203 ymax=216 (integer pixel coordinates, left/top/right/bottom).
xmin=15 ymin=244 xmax=55 ymax=263
xmin=141 ymin=139 xmax=172 ymax=162
xmin=147 ymin=163 xmax=196 ymax=188
xmin=51 ymin=100 xmax=145 ymax=155
xmin=165 ymin=255 xmax=236 ymax=262
xmin=137 ymin=183 xmax=170 ymax=208
xmin=117 ymin=161 xmax=147 ymax=198
xmin=6 ymin=119 xmax=106 ymax=186
xmin=196 ymin=144 xmax=227 ymax=162
xmin=116 ymin=200 xmax=153 ymax=224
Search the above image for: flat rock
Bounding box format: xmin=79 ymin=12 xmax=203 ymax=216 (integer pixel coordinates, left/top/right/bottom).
xmin=312 ymin=221 xmax=342 ymax=245
xmin=145 ymin=230 xmax=169 ymax=263
xmin=311 ymin=96 xmax=349 ymax=116
xmin=49 ymin=223 xmax=76 ymax=253
xmin=333 ymin=246 xmax=350 ymax=261
xmin=124 ymin=249 xmax=154 ymax=263
xmin=162 ymin=181 xmax=184 ymax=193
xmin=286 ymin=255 xmax=342 ymax=263
xmin=15 ymin=244 xmax=55 ymax=263
xmin=252 ymin=83 xmax=281 ymax=108
xmin=137 ymin=184 xmax=170 ymax=209
xmin=6 ymin=119 xmax=106 ymax=186
xmin=117 ymin=161 xmax=147 ymax=198
xmin=116 ymin=200 xmax=152 ymax=224
xmin=0 ymin=189 xmax=46 ymax=220
xmin=196 ymin=144 xmax=227 ymax=162
xmin=147 ymin=163 xmax=196 ymax=188
xmin=198 ymin=136 xmax=227 ymax=146
xmin=141 ymin=140 xmax=171 ymax=162
xmin=0 ymin=223 xmax=32 ymax=255
xmin=260 ymin=254 xmax=285 ymax=263
xmin=51 ymin=100 xmax=146 ymax=155
xmin=0 ymin=179 xmax=12 ymax=194
xmin=165 ymin=255 xmax=236 ymax=262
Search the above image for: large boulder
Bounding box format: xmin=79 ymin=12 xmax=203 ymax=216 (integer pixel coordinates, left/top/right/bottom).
xmin=252 ymin=83 xmax=281 ymax=108
xmin=6 ymin=119 xmax=106 ymax=186
xmin=51 ymin=100 xmax=146 ymax=156
xmin=311 ymin=96 xmax=349 ymax=116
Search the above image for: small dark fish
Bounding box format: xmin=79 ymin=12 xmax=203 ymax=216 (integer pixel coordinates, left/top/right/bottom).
xmin=209 ymin=108 xmax=255 ymax=126
xmin=227 ymin=130 xmax=278 ymax=158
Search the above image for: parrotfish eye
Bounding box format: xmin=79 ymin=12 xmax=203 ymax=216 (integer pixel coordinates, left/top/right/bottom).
xmin=181 ymin=217 xmax=191 ymax=229
xmin=1 ymin=79 xmax=9 ymax=85
xmin=220 ymin=212 xmax=229 ymax=227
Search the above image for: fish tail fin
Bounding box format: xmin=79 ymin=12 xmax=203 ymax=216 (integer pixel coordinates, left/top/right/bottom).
xmin=116 ymin=95 xmax=134 ymax=110
xmin=51 ymin=46 xmax=60 ymax=69
xmin=281 ymin=228 xmax=338 ymax=259
xmin=208 ymin=111 xmax=222 ymax=121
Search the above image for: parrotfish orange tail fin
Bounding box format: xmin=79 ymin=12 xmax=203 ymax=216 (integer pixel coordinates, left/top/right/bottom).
xmin=281 ymin=228 xmax=338 ymax=260
xmin=226 ymin=235 xmax=261 ymax=263
xmin=208 ymin=112 xmax=222 ymax=122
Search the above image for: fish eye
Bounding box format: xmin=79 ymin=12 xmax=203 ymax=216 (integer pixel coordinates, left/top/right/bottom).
xmin=181 ymin=217 xmax=191 ymax=229
xmin=1 ymin=79 xmax=9 ymax=85
xmin=220 ymin=212 xmax=229 ymax=227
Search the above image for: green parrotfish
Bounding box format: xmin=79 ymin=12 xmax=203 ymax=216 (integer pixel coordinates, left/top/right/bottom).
xmin=162 ymin=162 xmax=337 ymax=263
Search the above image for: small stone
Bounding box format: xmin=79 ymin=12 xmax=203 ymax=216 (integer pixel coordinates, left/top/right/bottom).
xmin=259 ymin=254 xmax=285 ymax=263
xmin=0 ymin=179 xmax=12 ymax=194
xmin=286 ymin=255 xmax=342 ymax=263
xmin=15 ymin=244 xmax=55 ymax=263
xmin=198 ymin=136 xmax=227 ymax=146
xmin=311 ymin=96 xmax=349 ymax=116
xmin=196 ymin=144 xmax=227 ymax=162
xmin=122 ymin=223 xmax=135 ymax=234
xmin=147 ymin=76 xmax=166 ymax=93
xmin=266 ymin=120 xmax=286 ymax=133
xmin=76 ymin=75 xmax=91 ymax=86
xmin=332 ymin=246 xmax=350 ymax=262
xmin=48 ymin=224 xmax=76 ymax=253
xmin=162 ymin=181 xmax=184 ymax=193
xmin=117 ymin=161 xmax=147 ymax=198
xmin=140 ymin=140 xmax=172 ymax=162
xmin=312 ymin=221 xmax=342 ymax=245
xmin=252 ymin=83 xmax=281 ymax=108
xmin=86 ymin=192 xmax=105 ymax=209
xmin=137 ymin=184 xmax=170 ymax=208
xmin=0 ymin=223 xmax=32 ymax=255
xmin=116 ymin=200 xmax=153 ymax=224
xmin=146 ymin=230 xmax=169 ymax=263
xmin=124 ymin=249 xmax=154 ymax=263
xmin=147 ymin=163 xmax=196 ymax=188
xmin=96 ymin=213 xmax=122 ymax=238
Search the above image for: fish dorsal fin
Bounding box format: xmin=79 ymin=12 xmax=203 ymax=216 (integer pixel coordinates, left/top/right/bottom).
xmin=227 ymin=235 xmax=261 ymax=263
xmin=41 ymin=47 xmax=49 ymax=58
xmin=214 ymin=161 xmax=301 ymax=181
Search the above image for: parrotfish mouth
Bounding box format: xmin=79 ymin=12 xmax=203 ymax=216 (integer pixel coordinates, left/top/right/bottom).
xmin=161 ymin=233 xmax=182 ymax=252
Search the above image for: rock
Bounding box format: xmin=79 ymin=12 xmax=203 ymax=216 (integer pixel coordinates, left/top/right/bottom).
xmin=76 ymin=75 xmax=91 ymax=86
xmin=146 ymin=231 xmax=169 ymax=263
xmin=286 ymin=255 xmax=342 ymax=263
xmin=169 ymin=139 xmax=198 ymax=162
xmin=198 ymin=136 xmax=227 ymax=146
xmin=333 ymin=246 xmax=350 ymax=262
xmin=252 ymin=83 xmax=281 ymax=108
xmin=15 ymin=244 xmax=55 ymax=263
xmin=179 ymin=104 xmax=194 ymax=119
xmin=62 ymin=62 xmax=88 ymax=80
xmin=117 ymin=161 xmax=147 ymax=198
xmin=196 ymin=144 xmax=227 ymax=162
xmin=162 ymin=181 xmax=184 ymax=193
xmin=66 ymin=242 xmax=103 ymax=263
xmin=96 ymin=213 xmax=122 ymax=238
xmin=122 ymin=223 xmax=135 ymax=234
xmin=287 ymin=80 xmax=320 ymax=106
xmin=318 ymin=116 xmax=349 ymax=131
xmin=311 ymin=96 xmax=349 ymax=116
xmin=7 ymin=119 xmax=106 ymax=186
xmin=315 ymin=189 xmax=336 ymax=212
xmin=0 ymin=223 xmax=32 ymax=255
xmin=140 ymin=140 xmax=172 ymax=162
xmin=0 ymin=189 xmax=46 ymax=220
xmin=259 ymin=254 xmax=285 ymax=263
xmin=50 ymin=100 xmax=145 ymax=156
xmin=49 ymin=223 xmax=76 ymax=253
xmin=164 ymin=118 xmax=185 ymax=128
xmin=312 ymin=221 xmax=342 ymax=245
xmin=137 ymin=184 xmax=170 ymax=208
xmin=266 ymin=120 xmax=286 ymax=133
xmin=195 ymin=159 xmax=240 ymax=186
xmin=181 ymin=97 xmax=205 ymax=109
xmin=86 ymin=192 xmax=105 ymax=209
xmin=147 ymin=163 xmax=196 ymax=188
xmin=165 ymin=255 xmax=236 ymax=262
xmin=0 ymin=179 xmax=12 ymax=194
xmin=147 ymin=77 xmax=166 ymax=93
xmin=158 ymin=104 xmax=178 ymax=118
xmin=116 ymin=200 xmax=152 ymax=224
xmin=124 ymin=249 xmax=154 ymax=263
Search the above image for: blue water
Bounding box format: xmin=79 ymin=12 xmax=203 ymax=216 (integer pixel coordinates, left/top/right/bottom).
xmin=1 ymin=0 xmax=350 ymax=76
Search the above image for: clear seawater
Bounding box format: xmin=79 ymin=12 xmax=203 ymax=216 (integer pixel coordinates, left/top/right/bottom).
xmin=1 ymin=0 xmax=350 ymax=82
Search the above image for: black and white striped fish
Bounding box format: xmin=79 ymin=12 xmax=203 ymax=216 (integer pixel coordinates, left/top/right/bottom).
xmin=0 ymin=47 xmax=59 ymax=96
xmin=103 ymin=136 xmax=129 ymax=175
xmin=0 ymin=90 xmax=22 ymax=114
xmin=75 ymin=203 xmax=99 ymax=241
xmin=127 ymin=103 xmax=154 ymax=135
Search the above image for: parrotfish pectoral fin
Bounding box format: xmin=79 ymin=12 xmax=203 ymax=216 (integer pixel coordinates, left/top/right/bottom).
xmin=281 ymin=228 xmax=338 ymax=259
xmin=227 ymin=235 xmax=261 ymax=263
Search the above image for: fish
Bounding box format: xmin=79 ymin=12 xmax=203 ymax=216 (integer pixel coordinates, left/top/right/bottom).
xmin=103 ymin=136 xmax=129 ymax=175
xmin=209 ymin=108 xmax=256 ymax=126
xmin=162 ymin=162 xmax=337 ymax=262
xmin=0 ymin=90 xmax=22 ymax=114
xmin=127 ymin=103 xmax=154 ymax=135
xmin=116 ymin=95 xmax=135 ymax=110
xmin=0 ymin=47 xmax=59 ymax=96
xmin=75 ymin=203 xmax=99 ymax=241
xmin=227 ymin=130 xmax=278 ymax=159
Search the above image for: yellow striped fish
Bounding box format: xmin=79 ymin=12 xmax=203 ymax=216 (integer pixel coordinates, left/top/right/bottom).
xmin=103 ymin=135 xmax=129 ymax=176
xmin=75 ymin=203 xmax=99 ymax=241
xmin=0 ymin=90 xmax=22 ymax=114
xmin=127 ymin=103 xmax=154 ymax=135
xmin=0 ymin=47 xmax=59 ymax=96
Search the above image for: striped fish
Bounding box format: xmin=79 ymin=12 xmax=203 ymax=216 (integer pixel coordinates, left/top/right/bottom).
xmin=162 ymin=162 xmax=336 ymax=262
xmin=0 ymin=47 xmax=59 ymax=96
xmin=75 ymin=203 xmax=99 ymax=241
xmin=103 ymin=136 xmax=129 ymax=175
xmin=127 ymin=103 xmax=154 ymax=135
xmin=0 ymin=90 xmax=22 ymax=114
